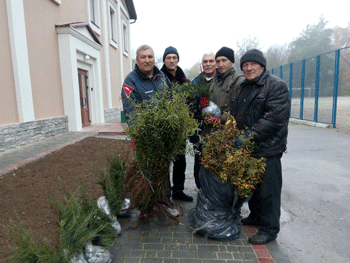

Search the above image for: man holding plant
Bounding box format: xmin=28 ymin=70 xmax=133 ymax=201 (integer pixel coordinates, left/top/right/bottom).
xmin=121 ymin=44 xmax=181 ymax=217
xmin=161 ymin=46 xmax=194 ymax=203
xmin=121 ymin=44 xmax=170 ymax=124
xmin=231 ymin=49 xmax=290 ymax=244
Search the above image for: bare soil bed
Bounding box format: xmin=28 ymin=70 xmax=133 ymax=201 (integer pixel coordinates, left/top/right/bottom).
xmin=0 ymin=137 xmax=133 ymax=263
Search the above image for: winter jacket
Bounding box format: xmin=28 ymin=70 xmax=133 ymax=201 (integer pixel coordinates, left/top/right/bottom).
xmin=209 ymin=67 xmax=244 ymax=114
xmin=161 ymin=65 xmax=190 ymax=85
xmin=121 ymin=64 xmax=170 ymax=124
xmin=192 ymin=71 xmax=215 ymax=87
xmin=231 ymin=70 xmax=290 ymax=158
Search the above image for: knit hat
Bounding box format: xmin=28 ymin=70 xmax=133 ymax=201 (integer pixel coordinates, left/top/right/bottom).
xmin=163 ymin=46 xmax=179 ymax=62
xmin=215 ymin=47 xmax=235 ymax=63
xmin=240 ymin=49 xmax=266 ymax=70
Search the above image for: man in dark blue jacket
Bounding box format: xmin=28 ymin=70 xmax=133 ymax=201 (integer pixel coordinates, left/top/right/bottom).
xmin=231 ymin=49 xmax=290 ymax=245
xmin=121 ymin=44 xmax=170 ymax=123
xmin=121 ymin=45 xmax=179 ymax=216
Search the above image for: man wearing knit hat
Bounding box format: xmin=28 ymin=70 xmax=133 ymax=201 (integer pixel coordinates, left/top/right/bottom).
xmin=209 ymin=46 xmax=244 ymax=120
xmin=231 ymin=49 xmax=290 ymax=244
xmin=161 ymin=46 xmax=190 ymax=85
xmin=161 ymin=46 xmax=193 ymax=202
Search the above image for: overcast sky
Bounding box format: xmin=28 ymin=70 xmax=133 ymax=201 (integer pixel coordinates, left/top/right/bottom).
xmin=130 ymin=0 xmax=349 ymax=70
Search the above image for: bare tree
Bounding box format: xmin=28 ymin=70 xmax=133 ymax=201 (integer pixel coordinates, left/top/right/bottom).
xmin=236 ymin=35 xmax=262 ymax=59
xmin=332 ymin=22 xmax=350 ymax=49
xmin=155 ymin=55 xmax=163 ymax=69
xmin=265 ymin=43 xmax=290 ymax=69
xmin=234 ymin=35 xmax=262 ymax=71
xmin=186 ymin=62 xmax=201 ymax=80
xmin=131 ymin=48 xmax=136 ymax=69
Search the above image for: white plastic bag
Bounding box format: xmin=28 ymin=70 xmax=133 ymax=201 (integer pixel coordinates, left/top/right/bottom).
xmin=118 ymin=198 xmax=132 ymax=217
xmin=70 ymin=253 xmax=88 ymax=263
xmin=97 ymin=196 xmax=113 ymax=218
xmin=84 ymin=242 xmax=113 ymax=263
xmin=202 ymin=101 xmax=221 ymax=118
xmin=97 ymin=196 xmax=121 ymax=235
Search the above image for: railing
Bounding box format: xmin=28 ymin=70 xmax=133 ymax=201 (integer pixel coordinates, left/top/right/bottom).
xmin=270 ymin=46 xmax=350 ymax=128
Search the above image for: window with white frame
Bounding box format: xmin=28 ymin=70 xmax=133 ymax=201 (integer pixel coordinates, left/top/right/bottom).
xmin=88 ymin=0 xmax=100 ymax=35
xmin=122 ymin=20 xmax=129 ymax=56
xmin=109 ymin=3 xmax=117 ymax=48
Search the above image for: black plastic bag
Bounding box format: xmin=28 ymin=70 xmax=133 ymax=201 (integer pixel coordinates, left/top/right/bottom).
xmin=188 ymin=166 xmax=243 ymax=241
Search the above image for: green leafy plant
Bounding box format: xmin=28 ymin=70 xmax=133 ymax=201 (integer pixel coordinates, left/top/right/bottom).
xmin=185 ymin=80 xmax=211 ymax=100
xmin=96 ymin=152 xmax=127 ymax=216
xmin=201 ymin=114 xmax=266 ymax=198
xmin=124 ymin=84 xmax=199 ymax=221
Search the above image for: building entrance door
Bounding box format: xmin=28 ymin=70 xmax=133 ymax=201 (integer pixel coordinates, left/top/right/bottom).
xmin=78 ymin=69 xmax=91 ymax=127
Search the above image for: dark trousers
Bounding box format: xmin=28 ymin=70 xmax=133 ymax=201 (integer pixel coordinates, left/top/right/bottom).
xmin=172 ymin=154 xmax=186 ymax=194
xmin=248 ymin=153 xmax=283 ymax=236
xmin=193 ymin=144 xmax=201 ymax=189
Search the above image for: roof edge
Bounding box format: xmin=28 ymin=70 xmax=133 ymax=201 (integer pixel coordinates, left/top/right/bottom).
xmin=125 ymin=0 xmax=137 ymax=21
xmin=55 ymin=22 xmax=102 ymax=46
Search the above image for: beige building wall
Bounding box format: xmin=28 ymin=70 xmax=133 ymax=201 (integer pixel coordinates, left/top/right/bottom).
xmin=109 ymin=3 xmax=122 ymax=109
xmin=23 ymin=0 xmax=88 ymax=120
xmin=120 ymin=10 xmax=131 ymax=109
xmin=0 ymin=0 xmax=18 ymax=125
xmin=109 ymin=44 xmax=122 ymax=108
xmin=100 ymin=41 xmax=108 ymax=111
xmin=1 ymin=0 xmax=135 ymax=152
xmin=105 ymin=1 xmax=132 ymax=110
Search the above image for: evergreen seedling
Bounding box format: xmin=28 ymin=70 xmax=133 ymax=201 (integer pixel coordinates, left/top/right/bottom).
xmin=5 ymin=214 xmax=69 ymax=263
xmin=96 ymin=152 xmax=127 ymax=216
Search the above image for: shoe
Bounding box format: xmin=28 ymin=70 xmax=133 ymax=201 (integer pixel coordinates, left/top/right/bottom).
xmin=172 ymin=191 xmax=193 ymax=202
xmin=248 ymin=232 xmax=277 ymax=245
xmin=164 ymin=201 xmax=180 ymax=217
xmin=241 ymin=216 xmax=260 ymax=226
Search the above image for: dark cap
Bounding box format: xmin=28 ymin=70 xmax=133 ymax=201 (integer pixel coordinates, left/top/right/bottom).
xmin=163 ymin=46 xmax=179 ymax=62
xmin=240 ymin=49 xmax=266 ymax=70
xmin=215 ymin=46 xmax=235 ymax=63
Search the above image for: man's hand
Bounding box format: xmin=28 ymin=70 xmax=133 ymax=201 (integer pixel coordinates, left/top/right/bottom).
xmin=234 ymin=135 xmax=247 ymax=149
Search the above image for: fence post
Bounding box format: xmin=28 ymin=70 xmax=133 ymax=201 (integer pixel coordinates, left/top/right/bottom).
xmin=271 ymin=68 xmax=275 ymax=75
xmin=314 ymin=56 xmax=321 ymax=122
xmin=289 ymin=63 xmax=293 ymax=106
xmin=332 ymin=50 xmax=340 ymax=128
xmin=300 ymin=60 xmax=306 ymax=120
xmin=279 ymin=65 xmax=283 ymax=79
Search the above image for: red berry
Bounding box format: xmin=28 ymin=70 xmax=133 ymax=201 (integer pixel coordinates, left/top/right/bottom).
xmin=200 ymin=97 xmax=209 ymax=109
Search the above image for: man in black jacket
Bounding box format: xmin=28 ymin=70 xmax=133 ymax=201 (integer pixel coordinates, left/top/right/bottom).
xmin=231 ymin=49 xmax=290 ymax=244
xmin=161 ymin=46 xmax=193 ymax=202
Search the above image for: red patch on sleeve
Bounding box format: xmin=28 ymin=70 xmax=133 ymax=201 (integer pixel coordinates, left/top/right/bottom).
xmin=123 ymin=84 xmax=134 ymax=98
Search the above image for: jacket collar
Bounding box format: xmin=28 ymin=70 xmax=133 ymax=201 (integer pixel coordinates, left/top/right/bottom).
xmin=161 ymin=64 xmax=187 ymax=84
xmin=216 ymin=67 xmax=235 ymax=80
xmin=242 ymin=70 xmax=269 ymax=87
xmin=135 ymin=64 xmax=163 ymax=80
